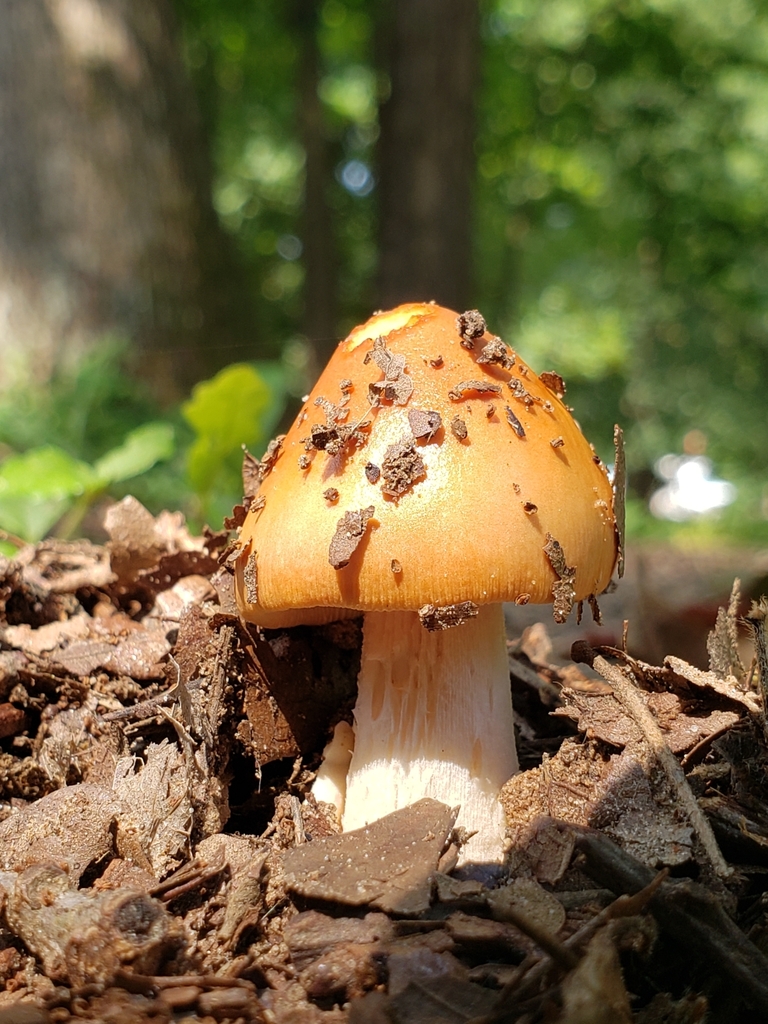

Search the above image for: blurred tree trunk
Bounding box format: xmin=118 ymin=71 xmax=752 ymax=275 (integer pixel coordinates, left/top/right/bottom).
xmin=376 ymin=0 xmax=479 ymax=311
xmin=0 ymin=0 xmax=254 ymax=400
xmin=294 ymin=0 xmax=338 ymax=371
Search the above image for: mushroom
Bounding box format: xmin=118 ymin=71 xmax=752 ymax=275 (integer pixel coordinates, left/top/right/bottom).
xmin=235 ymin=304 xmax=619 ymax=867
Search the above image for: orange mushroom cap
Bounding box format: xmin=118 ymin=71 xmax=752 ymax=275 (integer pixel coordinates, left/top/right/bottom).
xmin=235 ymin=303 xmax=618 ymax=627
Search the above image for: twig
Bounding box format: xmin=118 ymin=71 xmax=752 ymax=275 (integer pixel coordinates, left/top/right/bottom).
xmin=472 ymin=859 xmax=667 ymax=1023
xmin=573 ymin=644 xmax=731 ymax=880
xmin=744 ymin=598 xmax=768 ymax=745
xmin=573 ymin=827 xmax=768 ymax=1015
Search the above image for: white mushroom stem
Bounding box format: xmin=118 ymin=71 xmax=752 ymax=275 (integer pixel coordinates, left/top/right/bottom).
xmin=342 ymin=603 xmax=518 ymax=866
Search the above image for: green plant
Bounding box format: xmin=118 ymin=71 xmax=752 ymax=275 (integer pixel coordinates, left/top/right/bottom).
xmin=0 ymin=423 xmax=175 ymax=553
xmin=181 ymin=361 xmax=286 ymax=525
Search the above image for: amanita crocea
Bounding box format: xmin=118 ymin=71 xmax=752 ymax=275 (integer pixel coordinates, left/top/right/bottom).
xmin=235 ymin=303 xmax=620 ymax=866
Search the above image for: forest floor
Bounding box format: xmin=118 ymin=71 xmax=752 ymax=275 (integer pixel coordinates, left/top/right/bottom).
xmin=1 ymin=496 xmax=768 ymax=1024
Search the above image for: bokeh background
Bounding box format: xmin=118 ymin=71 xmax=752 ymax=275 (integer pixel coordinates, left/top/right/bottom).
xmin=1 ymin=0 xmax=767 ymax=590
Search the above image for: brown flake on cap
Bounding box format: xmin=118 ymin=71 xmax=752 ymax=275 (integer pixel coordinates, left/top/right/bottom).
xmin=324 ymin=488 xmax=339 ymax=504
xmin=550 ymin=437 xmax=565 ymax=449
xmin=242 ymin=438 xmax=285 ymax=495
xmin=456 ymin=309 xmax=486 ymax=349
xmin=486 ymin=403 xmax=496 ymax=419
xmin=224 ymin=492 xmax=263 ymax=531
xmin=329 ymin=506 xmax=375 ymax=570
xmin=391 ymin=559 xmax=402 ymax=574
xmin=450 ymin=416 xmax=468 ymax=440
xmin=339 ymin=378 xmax=353 ymax=392
xmin=515 ymin=594 xmax=531 ymax=606
xmin=522 ymin=501 xmax=538 ymax=515
xmin=429 ymin=354 xmax=444 ymax=368
xmin=505 ymin=406 xmax=525 ymax=438
xmin=381 ymin=440 xmax=426 ymax=497
xmin=365 ymin=336 xmax=414 ymax=406
xmin=613 ymin=424 xmax=626 ymax=579
xmin=544 ymin=533 xmax=576 ymax=624
xmin=242 ymin=447 xmax=262 ymax=498
xmin=408 ymin=408 xmax=442 ymax=442
xmin=540 ymin=371 xmax=566 ymax=398
xmin=418 ymin=601 xmax=479 ymax=631
xmin=588 ymin=593 xmax=602 ymax=625
xmin=364 ymin=462 xmax=381 ymax=484
xmin=477 ymin=337 xmax=515 ymax=370
xmin=507 ymin=377 xmax=540 ymax=408
xmin=257 ymin=435 xmax=286 ymax=483
xmin=243 ymin=550 xmax=258 ymax=604
xmin=448 ymin=380 xmax=503 ymax=400
xmin=304 ymin=395 xmax=372 ymax=458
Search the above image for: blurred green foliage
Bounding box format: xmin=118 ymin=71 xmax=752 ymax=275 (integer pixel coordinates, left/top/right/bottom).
xmin=175 ymin=0 xmax=768 ymax=544
xmin=0 ymin=348 xmax=284 ymax=549
xmin=182 ymin=362 xmax=286 ymax=525
xmin=3 ymin=0 xmax=767 ymax=546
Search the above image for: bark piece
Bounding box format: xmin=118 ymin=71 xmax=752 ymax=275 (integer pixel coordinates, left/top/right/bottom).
xmin=477 ymin=337 xmax=514 ymax=369
xmin=448 ymin=380 xmax=502 ymax=400
xmin=2 ymin=863 xmax=181 ymax=987
xmin=282 ymin=799 xmax=457 ymax=915
xmin=418 ymin=602 xmax=479 ymax=631
xmin=408 ymin=408 xmax=442 ymax=442
xmin=540 ymin=371 xmax=567 ymax=397
xmin=329 ymin=507 xmax=375 ymax=569
xmin=544 ymin=533 xmax=576 ymax=623
xmin=365 ymin=336 xmax=414 ymax=406
xmin=456 ymin=309 xmax=486 ymax=347
xmin=505 ymin=405 xmax=525 ymax=437
xmin=0 ymin=783 xmax=121 ymax=880
xmin=381 ymin=441 xmax=426 ymax=497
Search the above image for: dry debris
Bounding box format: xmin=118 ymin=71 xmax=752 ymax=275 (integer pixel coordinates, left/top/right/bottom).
xmin=328 ymin=507 xmax=375 ymax=569
xmin=407 ymin=408 xmax=442 ymax=442
xmin=0 ymin=502 xmax=767 ymax=1023
xmin=540 ymin=370 xmax=567 ymax=397
xmin=418 ymin=602 xmax=479 ymax=631
xmin=544 ymin=533 xmax=577 ymax=623
xmin=448 ymin=380 xmax=503 ymax=401
xmin=505 ymin=405 xmax=526 ymax=438
xmin=365 ymin=336 xmax=414 ymax=406
xmin=456 ymin=309 xmax=487 ymax=347
xmin=477 ymin=337 xmax=515 ymax=370
xmin=381 ymin=440 xmax=426 ymax=498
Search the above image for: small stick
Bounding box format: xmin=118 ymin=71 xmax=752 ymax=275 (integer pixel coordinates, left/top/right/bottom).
xmin=744 ymin=598 xmax=768 ymax=745
xmin=475 ymin=863 xmax=667 ymax=1021
xmin=580 ymin=647 xmax=731 ymax=880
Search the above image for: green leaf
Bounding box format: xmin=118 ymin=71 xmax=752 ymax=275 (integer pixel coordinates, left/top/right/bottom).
xmin=181 ymin=363 xmax=279 ymax=497
xmin=0 ymin=446 xmax=96 ymax=542
xmin=93 ymin=422 xmax=175 ymax=485
xmin=0 ymin=446 xmax=96 ymax=499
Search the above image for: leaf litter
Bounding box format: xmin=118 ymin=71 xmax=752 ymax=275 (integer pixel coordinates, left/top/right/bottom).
xmin=0 ymin=497 xmax=766 ymax=1021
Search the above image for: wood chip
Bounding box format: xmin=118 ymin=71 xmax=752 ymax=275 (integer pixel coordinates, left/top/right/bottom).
xmin=381 ymin=441 xmax=426 ymax=497
xmin=540 ymin=370 xmax=566 ymax=397
xmin=456 ymin=309 xmax=487 ymax=348
xmin=328 ymin=507 xmax=375 ymax=570
xmin=544 ymin=533 xmax=576 ymax=623
xmin=477 ymin=337 xmax=515 ymax=370
xmin=418 ymin=602 xmax=479 ymax=631
xmin=451 ymin=415 xmax=468 ymax=440
xmin=407 ymin=408 xmax=442 ymax=442
xmin=243 ymin=551 xmax=258 ymax=605
xmin=365 ymin=337 xmax=414 ymax=406
xmin=505 ymin=406 xmax=525 ymax=437
xmin=449 ymin=380 xmax=502 ymax=400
